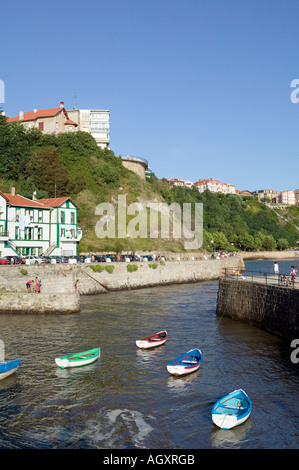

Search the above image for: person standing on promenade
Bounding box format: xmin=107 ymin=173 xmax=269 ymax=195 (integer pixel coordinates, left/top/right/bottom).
xmin=26 ymin=279 xmax=34 ymax=293
xmin=35 ymin=277 xmax=40 ymax=293
xmin=290 ymin=266 xmax=297 ymax=288
xmin=273 ymin=261 xmax=279 ymax=276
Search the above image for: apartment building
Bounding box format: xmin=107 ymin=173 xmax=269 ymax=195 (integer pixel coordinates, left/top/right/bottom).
xmin=277 ymin=190 xmax=296 ymax=206
xmin=6 ymin=101 xmax=78 ymax=134
xmin=193 ymin=178 xmax=236 ymax=194
xmin=168 ymin=178 xmax=194 ymax=188
xmin=294 ymin=189 xmax=299 ymax=205
xmin=168 ymin=178 xmax=185 ymax=187
xmin=253 ymin=189 xmax=279 ymax=202
xmin=67 ymin=109 xmax=110 ymax=148
xmin=0 ymin=189 xmax=82 ymax=258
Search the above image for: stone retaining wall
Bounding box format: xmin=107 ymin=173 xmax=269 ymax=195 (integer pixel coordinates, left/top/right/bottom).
xmin=0 ymin=292 xmax=80 ymax=314
xmin=0 ymin=257 xmax=244 ymax=313
xmin=216 ymin=278 xmax=299 ymax=339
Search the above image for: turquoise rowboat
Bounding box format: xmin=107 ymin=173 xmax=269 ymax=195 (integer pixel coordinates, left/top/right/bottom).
xmin=212 ymin=389 xmax=252 ymax=430
xmin=55 ymin=347 xmax=101 ymax=369
xmin=0 ymin=358 xmax=21 ymax=380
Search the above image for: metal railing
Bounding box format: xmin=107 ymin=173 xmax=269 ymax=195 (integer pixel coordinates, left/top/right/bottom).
xmin=223 ymin=267 xmax=298 ymax=289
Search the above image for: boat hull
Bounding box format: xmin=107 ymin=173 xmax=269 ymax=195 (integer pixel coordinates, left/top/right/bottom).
xmin=0 ymin=359 xmax=21 ymax=381
xmin=136 ymin=331 xmax=167 ymax=349
xmin=166 ymin=363 xmax=200 ymax=376
xmin=55 ymin=348 xmax=101 ymax=369
xmin=212 ymin=389 xmax=252 ymax=430
xmin=167 ymin=348 xmax=202 ymax=376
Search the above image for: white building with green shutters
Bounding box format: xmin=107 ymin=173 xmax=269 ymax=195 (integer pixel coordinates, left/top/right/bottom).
xmin=0 ymin=190 xmax=82 ymax=258
xmin=36 ymin=196 xmax=82 ymax=257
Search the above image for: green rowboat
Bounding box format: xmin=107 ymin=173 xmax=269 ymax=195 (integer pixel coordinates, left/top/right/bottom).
xmin=55 ymin=347 xmax=101 ymax=369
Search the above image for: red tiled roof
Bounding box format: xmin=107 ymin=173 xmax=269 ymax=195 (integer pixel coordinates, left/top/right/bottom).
xmin=1 ymin=192 xmax=51 ymax=208
xmin=64 ymin=119 xmax=78 ymax=126
xmin=6 ymin=107 xmax=64 ymax=123
xmin=36 ymin=197 xmax=78 ymax=208
xmin=194 ymin=178 xmax=235 ymax=187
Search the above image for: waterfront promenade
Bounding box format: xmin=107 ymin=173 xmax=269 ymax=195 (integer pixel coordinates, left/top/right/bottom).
xmin=0 ymin=257 xmax=244 ymax=313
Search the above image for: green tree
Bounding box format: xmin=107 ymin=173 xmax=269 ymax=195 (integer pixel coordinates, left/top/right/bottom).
xmin=27 ymin=147 xmax=69 ymax=197
xmin=277 ymin=238 xmax=289 ymax=251
xmin=0 ymin=120 xmax=31 ymax=179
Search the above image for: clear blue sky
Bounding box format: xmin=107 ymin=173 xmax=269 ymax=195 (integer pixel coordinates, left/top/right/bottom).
xmin=2 ymin=0 xmax=299 ymax=191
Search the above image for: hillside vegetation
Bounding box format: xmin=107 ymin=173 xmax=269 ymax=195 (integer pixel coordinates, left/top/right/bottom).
xmin=0 ymin=114 xmax=298 ymax=254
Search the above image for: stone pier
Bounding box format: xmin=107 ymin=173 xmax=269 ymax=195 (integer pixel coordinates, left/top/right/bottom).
xmin=0 ymin=257 xmax=244 ymax=314
xmin=216 ymin=278 xmax=299 ymax=339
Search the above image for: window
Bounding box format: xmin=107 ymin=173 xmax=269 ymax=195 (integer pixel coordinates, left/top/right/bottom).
xmin=37 ymin=228 xmax=43 ymax=240
xmin=71 ymin=212 xmax=75 ymax=224
xmin=38 ymin=210 xmax=43 ymax=223
xmin=25 ymin=227 xmax=33 ymax=240
xmin=39 ymin=122 xmax=44 ymax=131
xmin=90 ymin=123 xmax=109 ymax=132
xmin=60 ymin=211 xmax=65 ymax=223
xmin=61 ymin=228 xmax=65 ymax=237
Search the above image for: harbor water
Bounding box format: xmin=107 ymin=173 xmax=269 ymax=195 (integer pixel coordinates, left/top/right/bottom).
xmin=0 ymin=259 xmax=298 ymax=449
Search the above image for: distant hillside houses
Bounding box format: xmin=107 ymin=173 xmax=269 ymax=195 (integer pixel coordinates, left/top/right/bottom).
xmin=254 ymin=189 xmax=299 ymax=206
xmin=167 ymin=178 xmax=299 ymax=206
xmin=168 ymin=177 xmax=236 ymax=194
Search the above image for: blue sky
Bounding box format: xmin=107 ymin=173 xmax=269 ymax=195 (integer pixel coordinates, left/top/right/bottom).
xmin=1 ymin=0 xmax=299 ymax=191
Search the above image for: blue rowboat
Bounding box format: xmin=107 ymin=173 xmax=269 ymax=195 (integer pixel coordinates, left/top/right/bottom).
xmin=166 ymin=348 xmax=202 ymax=376
xmin=212 ymin=389 xmax=252 ymax=429
xmin=0 ymin=359 xmax=21 ymax=381
xmin=136 ymin=330 xmax=168 ymax=349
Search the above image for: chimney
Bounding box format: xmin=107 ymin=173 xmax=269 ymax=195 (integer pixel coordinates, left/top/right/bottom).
xmin=11 ymin=187 xmax=15 ymax=196
xmin=19 ymin=110 xmax=24 ymax=120
xmin=60 ymin=101 xmax=64 ymax=108
xmin=32 ymin=191 xmax=37 ymax=201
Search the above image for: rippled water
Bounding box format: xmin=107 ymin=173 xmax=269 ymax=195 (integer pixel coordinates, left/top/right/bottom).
xmin=0 ymin=260 xmax=299 ymax=449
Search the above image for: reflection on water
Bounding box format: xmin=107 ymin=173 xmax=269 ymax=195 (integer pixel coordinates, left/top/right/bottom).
xmin=0 ymin=270 xmax=299 ymax=448
xmin=210 ymin=419 xmax=252 ymax=449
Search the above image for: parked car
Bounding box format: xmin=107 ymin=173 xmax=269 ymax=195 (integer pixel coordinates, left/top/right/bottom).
xmin=67 ymin=255 xmax=85 ymax=263
xmin=94 ymin=255 xmax=106 ymax=262
xmin=25 ymin=256 xmax=46 ymax=265
xmin=3 ymin=256 xmax=25 ymax=264
xmin=0 ymin=258 xmax=10 ymax=265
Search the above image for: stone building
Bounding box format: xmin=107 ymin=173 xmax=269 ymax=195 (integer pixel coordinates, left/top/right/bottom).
xmin=6 ymin=101 xmax=78 ymax=134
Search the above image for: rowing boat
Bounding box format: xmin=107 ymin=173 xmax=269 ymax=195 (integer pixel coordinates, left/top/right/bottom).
xmin=136 ymin=330 xmax=167 ymax=349
xmin=0 ymin=358 xmax=21 ymax=380
xmin=55 ymin=347 xmax=101 ymax=369
xmin=166 ymin=348 xmax=202 ymax=376
xmin=212 ymin=389 xmax=252 ymax=429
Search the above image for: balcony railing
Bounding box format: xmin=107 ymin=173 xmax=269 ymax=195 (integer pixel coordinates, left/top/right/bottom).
xmin=121 ymin=155 xmax=149 ymax=167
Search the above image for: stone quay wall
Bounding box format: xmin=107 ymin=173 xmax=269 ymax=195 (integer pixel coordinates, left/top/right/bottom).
xmin=0 ymin=292 xmax=80 ymax=314
xmin=0 ymin=257 xmax=244 ymax=313
xmin=216 ymin=278 xmax=299 ymax=339
xmin=75 ymin=257 xmax=244 ymax=295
